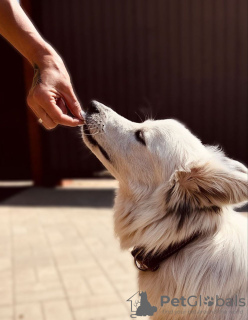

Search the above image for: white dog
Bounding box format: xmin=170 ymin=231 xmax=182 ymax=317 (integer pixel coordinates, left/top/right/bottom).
xmin=82 ymin=101 xmax=248 ymax=320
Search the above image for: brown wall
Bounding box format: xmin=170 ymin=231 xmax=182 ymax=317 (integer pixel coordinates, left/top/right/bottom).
xmin=0 ymin=38 xmax=31 ymax=180
xmin=1 ymin=0 xmax=247 ymax=180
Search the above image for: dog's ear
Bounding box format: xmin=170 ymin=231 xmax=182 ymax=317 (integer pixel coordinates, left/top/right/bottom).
xmin=167 ymin=161 xmax=248 ymax=210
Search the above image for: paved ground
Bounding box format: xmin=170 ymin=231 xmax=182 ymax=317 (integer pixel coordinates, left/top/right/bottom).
xmin=0 ymin=180 xmax=148 ymax=320
xmin=1 ymin=180 xmax=247 ymax=320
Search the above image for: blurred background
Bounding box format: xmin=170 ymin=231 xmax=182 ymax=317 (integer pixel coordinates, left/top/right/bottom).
xmin=0 ymin=0 xmax=247 ymax=186
xmin=0 ymin=1 xmax=247 ymax=320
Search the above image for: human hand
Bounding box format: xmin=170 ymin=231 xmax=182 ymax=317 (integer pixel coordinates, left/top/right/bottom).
xmin=27 ymin=53 xmax=84 ymax=129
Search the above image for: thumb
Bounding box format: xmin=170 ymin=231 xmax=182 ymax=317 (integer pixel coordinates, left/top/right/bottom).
xmin=62 ymin=86 xmax=84 ymax=120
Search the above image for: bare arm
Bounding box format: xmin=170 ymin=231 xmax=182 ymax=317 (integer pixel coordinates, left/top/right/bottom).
xmin=0 ymin=0 xmax=84 ymax=128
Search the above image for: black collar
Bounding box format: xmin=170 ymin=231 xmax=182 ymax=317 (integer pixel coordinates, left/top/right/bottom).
xmin=131 ymin=232 xmax=201 ymax=272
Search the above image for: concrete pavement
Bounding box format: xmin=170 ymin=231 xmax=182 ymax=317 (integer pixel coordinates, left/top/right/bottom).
xmin=1 ymin=179 xmax=246 ymax=320
xmin=0 ymin=180 xmax=148 ymax=320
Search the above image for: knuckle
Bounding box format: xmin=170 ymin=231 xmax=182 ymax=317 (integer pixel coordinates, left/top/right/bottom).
xmin=48 ymin=123 xmax=57 ymax=130
xmin=32 ymin=87 xmax=45 ymax=102
xmin=43 ymin=124 xmax=50 ymax=130
xmin=70 ymin=100 xmax=81 ymax=112
xmin=44 ymin=123 xmax=56 ymax=130
xmin=70 ymin=95 xmax=79 ymax=105
xmin=52 ymin=116 xmax=61 ymax=124
xmin=68 ymin=121 xmax=78 ymax=127
xmin=74 ymin=101 xmax=81 ymax=109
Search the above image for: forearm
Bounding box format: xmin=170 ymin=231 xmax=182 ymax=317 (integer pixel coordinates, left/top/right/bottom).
xmin=0 ymin=0 xmax=83 ymax=127
xmin=0 ymin=0 xmax=58 ymax=66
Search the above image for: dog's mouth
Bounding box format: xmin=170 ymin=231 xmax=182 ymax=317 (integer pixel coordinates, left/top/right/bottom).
xmin=83 ymin=123 xmax=98 ymax=147
xmin=83 ymin=107 xmax=111 ymax=162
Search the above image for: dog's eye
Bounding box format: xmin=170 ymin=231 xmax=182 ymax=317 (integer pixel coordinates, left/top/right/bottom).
xmin=135 ymin=130 xmax=146 ymax=146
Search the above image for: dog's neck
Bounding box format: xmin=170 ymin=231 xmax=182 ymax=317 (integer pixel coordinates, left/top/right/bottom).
xmin=131 ymin=231 xmax=202 ymax=272
xmin=114 ymin=186 xmax=222 ymax=253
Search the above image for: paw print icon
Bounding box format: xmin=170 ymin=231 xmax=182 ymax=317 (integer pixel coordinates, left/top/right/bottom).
xmin=204 ymin=296 xmax=214 ymax=307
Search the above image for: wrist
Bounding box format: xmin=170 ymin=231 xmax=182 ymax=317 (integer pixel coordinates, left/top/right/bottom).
xmin=27 ymin=40 xmax=63 ymax=69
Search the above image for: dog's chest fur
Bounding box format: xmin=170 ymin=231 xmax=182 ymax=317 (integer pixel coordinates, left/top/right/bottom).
xmin=114 ymin=190 xmax=248 ymax=320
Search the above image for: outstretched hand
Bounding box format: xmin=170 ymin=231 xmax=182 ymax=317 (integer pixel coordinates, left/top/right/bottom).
xmin=27 ymin=55 xmax=84 ymax=129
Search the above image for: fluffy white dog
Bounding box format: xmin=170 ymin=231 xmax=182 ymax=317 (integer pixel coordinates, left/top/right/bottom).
xmin=82 ymin=101 xmax=248 ymax=320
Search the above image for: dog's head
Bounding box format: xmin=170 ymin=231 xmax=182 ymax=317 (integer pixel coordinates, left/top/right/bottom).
xmin=82 ymin=101 xmax=248 ymax=248
xmin=82 ymin=101 xmax=207 ymax=183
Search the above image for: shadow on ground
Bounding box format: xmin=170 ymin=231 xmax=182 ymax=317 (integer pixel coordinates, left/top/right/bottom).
xmin=0 ymin=187 xmax=115 ymax=208
xmin=0 ymin=186 xmax=31 ymax=202
xmin=0 ymin=186 xmax=247 ymax=212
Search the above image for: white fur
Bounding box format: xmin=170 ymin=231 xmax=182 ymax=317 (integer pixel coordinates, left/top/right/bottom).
xmin=82 ymin=101 xmax=248 ymax=320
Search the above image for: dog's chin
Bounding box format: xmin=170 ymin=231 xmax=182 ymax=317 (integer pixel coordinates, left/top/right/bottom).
xmin=82 ymin=123 xmax=98 ymax=148
xmin=82 ymin=124 xmax=111 ymax=162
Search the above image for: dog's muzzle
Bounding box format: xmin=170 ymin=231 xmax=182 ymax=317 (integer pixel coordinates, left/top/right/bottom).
xmin=84 ymin=101 xmax=106 ymax=135
xmin=83 ymin=101 xmax=111 ymax=161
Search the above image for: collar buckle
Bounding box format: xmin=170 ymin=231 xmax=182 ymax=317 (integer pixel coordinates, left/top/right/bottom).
xmin=131 ymin=232 xmax=201 ymax=272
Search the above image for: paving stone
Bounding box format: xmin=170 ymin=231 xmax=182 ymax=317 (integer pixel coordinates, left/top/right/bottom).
xmin=0 ymin=306 xmax=13 ymax=318
xmin=62 ymin=274 xmax=91 ymax=297
xmin=87 ymin=275 xmax=115 ymax=295
xmin=37 ymin=266 xmax=59 ymax=282
xmin=15 ymin=280 xmax=65 ymax=303
xmin=73 ymin=303 xmax=128 ymax=320
xmin=0 ymin=258 xmax=12 ymax=273
xmin=69 ymin=292 xmax=121 ymax=309
xmin=0 ymin=290 xmax=12 ymax=306
xmin=15 ymin=303 xmax=43 ymax=320
xmin=14 ymin=267 xmax=37 ymax=284
xmin=43 ymin=300 xmax=73 ymax=320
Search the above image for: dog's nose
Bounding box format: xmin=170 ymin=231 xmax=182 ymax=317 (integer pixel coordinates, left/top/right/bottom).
xmin=87 ymin=100 xmax=100 ymax=115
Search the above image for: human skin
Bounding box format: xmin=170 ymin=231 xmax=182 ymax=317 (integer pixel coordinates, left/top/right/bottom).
xmin=0 ymin=0 xmax=84 ymax=129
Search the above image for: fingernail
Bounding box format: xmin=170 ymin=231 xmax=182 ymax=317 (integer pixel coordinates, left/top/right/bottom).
xmin=77 ymin=120 xmax=84 ymax=126
xmin=80 ymin=110 xmax=86 ymax=119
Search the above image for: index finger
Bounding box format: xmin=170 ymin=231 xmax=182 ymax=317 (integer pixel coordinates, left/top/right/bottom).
xmin=40 ymin=95 xmax=84 ymax=127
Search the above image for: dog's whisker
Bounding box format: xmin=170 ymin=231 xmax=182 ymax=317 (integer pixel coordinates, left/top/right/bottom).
xmin=135 ymin=111 xmax=144 ymax=123
xmin=83 ymin=130 xmax=105 ymax=137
